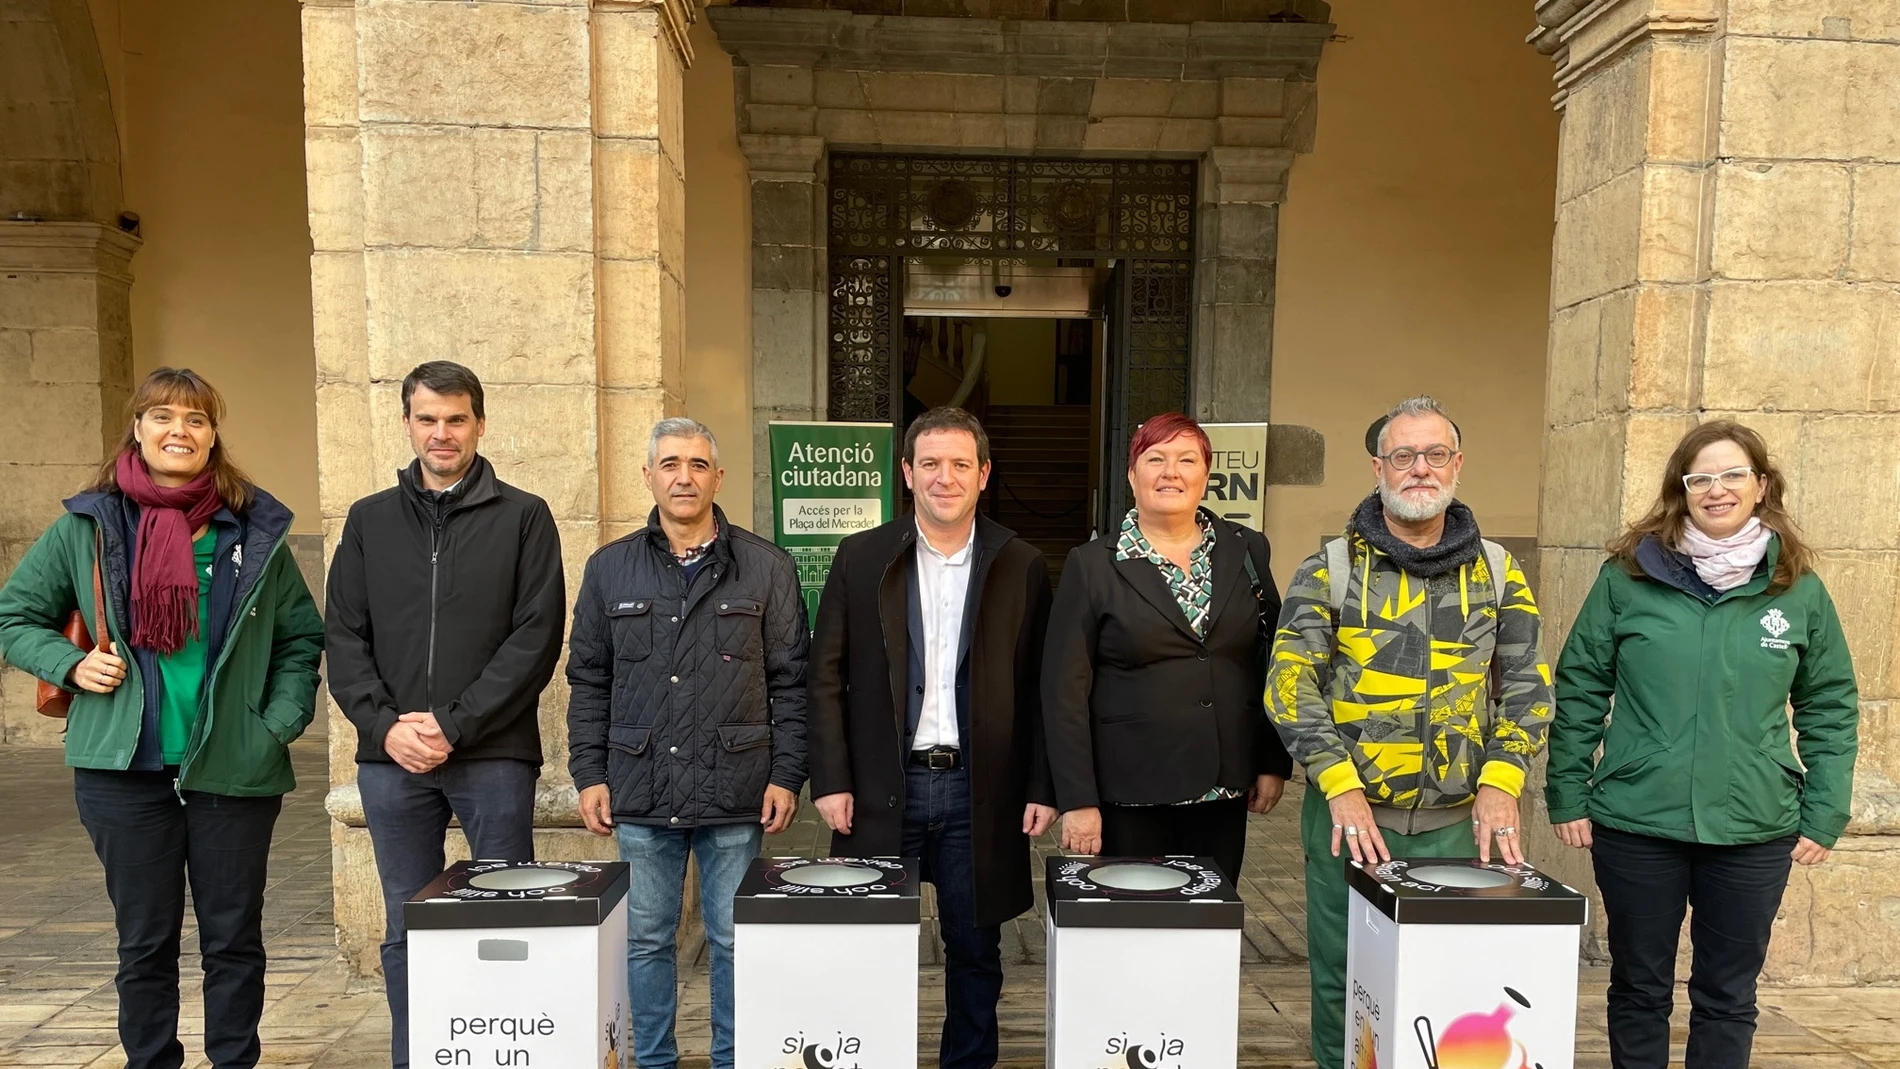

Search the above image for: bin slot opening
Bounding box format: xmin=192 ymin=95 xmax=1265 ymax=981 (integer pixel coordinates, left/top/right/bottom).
xmin=1406 ymin=865 xmax=1514 ymax=889
xmin=1087 ymin=863 xmax=1193 ymax=891
xmin=467 ymin=868 xmax=582 ymax=891
xmin=780 ymin=864 xmax=884 ymax=888
xmin=477 ymin=939 xmax=530 ymax=961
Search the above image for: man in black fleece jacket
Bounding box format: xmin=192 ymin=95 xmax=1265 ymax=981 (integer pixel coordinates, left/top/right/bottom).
xmin=324 ymin=361 xmax=565 ymax=1069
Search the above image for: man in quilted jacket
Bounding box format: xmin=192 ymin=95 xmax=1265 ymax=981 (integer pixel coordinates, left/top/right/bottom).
xmin=567 ymin=417 xmax=809 ymax=1069
xmin=1266 ymin=395 xmax=1553 ymax=1069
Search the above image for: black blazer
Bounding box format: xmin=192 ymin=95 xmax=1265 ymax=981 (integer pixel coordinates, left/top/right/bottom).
xmin=1041 ymin=512 xmax=1293 ymax=811
xmin=807 ymin=514 xmax=1054 ymax=926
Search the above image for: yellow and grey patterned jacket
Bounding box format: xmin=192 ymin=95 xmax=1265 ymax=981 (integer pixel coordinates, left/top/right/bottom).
xmin=1266 ymin=524 xmax=1553 ymax=831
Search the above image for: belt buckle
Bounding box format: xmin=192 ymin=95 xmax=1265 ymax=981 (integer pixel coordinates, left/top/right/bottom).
xmin=928 ymin=749 xmax=954 ymax=770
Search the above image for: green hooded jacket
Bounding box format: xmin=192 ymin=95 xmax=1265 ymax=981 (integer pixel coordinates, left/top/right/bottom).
xmin=1548 ymin=538 xmax=1859 ymax=847
xmin=0 ymin=489 xmax=323 ymax=796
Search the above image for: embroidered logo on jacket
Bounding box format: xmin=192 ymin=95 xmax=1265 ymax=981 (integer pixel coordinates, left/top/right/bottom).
xmin=1760 ymin=608 xmax=1792 ymax=649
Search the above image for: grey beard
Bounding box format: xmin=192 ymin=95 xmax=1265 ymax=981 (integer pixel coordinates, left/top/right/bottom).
xmin=1380 ymin=478 xmax=1457 ymax=522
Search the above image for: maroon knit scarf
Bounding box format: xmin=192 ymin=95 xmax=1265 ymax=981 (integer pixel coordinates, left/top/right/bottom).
xmin=115 ymin=451 xmax=223 ymax=653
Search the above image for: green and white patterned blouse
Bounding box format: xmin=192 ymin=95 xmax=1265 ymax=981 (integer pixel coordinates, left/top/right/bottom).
xmin=1113 ymin=508 xmax=1245 ymax=805
xmin=1114 ymin=508 xmax=1216 ymax=635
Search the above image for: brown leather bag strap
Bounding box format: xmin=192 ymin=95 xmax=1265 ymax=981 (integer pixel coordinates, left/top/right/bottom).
xmin=91 ymin=529 xmax=107 ymax=650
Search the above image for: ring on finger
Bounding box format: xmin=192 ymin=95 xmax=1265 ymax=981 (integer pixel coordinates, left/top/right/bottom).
xmin=1344 ymin=826 xmax=1360 ymax=837
xmin=1498 ymin=826 xmax=1517 ymax=836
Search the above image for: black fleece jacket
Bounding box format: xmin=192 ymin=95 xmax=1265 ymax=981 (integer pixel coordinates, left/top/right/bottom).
xmin=325 ymin=457 xmax=566 ymax=765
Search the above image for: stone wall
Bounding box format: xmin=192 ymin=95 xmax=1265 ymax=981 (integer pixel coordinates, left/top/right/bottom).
xmin=708 ymin=5 xmax=1331 ymax=533
xmin=0 ymin=0 xmax=122 ymax=224
xmin=722 ymin=0 xmax=1331 ymax=21
xmin=0 ymin=0 xmax=136 ymax=745
xmin=1531 ymin=0 xmax=1900 ymax=983
xmin=0 ymin=224 xmax=139 ymax=745
xmin=302 ymin=0 xmax=690 ymax=974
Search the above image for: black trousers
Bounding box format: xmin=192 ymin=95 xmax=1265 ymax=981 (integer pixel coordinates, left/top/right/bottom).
xmin=73 ymin=768 xmax=283 ymax=1069
xmin=1099 ymin=795 xmax=1249 ymax=882
xmin=1592 ymin=824 xmax=1797 ymax=1069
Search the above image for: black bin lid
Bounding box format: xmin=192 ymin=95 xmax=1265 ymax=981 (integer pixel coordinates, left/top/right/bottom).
xmin=1045 ymin=856 xmax=1243 ymax=930
xmin=405 ymin=860 xmax=629 ymax=931
xmin=1346 ymin=858 xmax=1588 ymax=926
xmin=733 ymin=857 xmax=921 ymax=924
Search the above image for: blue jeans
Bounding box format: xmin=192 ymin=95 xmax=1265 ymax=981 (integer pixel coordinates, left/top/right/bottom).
xmin=903 ymin=763 xmax=1004 ymax=1069
xmin=356 ymin=758 xmax=538 ymax=1069
xmin=617 ymin=820 xmax=764 ymax=1069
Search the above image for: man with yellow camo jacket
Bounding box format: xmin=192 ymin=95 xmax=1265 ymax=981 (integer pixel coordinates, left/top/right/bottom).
xmin=1266 ymin=396 xmax=1553 ymax=1069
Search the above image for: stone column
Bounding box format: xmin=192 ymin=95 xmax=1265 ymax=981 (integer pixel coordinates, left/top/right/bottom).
xmin=598 ymin=0 xmax=691 ymax=543
xmin=0 ymin=222 xmax=137 ymax=745
xmin=1532 ymin=0 xmax=1900 ymax=982
xmin=302 ymin=0 xmax=691 ymax=975
xmin=1195 ymin=145 xmax=1294 ymax=423
xmin=740 ymin=133 xmax=825 ymax=536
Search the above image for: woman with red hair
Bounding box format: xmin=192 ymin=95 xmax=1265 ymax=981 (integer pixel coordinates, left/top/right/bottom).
xmin=1040 ymin=412 xmax=1292 ymax=880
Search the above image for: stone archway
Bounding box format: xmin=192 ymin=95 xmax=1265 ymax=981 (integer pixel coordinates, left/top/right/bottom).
xmin=0 ymin=0 xmax=123 ymax=224
xmin=0 ymin=0 xmax=138 ymax=746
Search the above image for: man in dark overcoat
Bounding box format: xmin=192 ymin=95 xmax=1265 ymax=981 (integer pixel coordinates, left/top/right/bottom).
xmin=808 ymin=406 xmax=1055 ymax=1069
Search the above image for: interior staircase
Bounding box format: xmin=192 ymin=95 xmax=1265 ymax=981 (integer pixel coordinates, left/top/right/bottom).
xmin=983 ymin=404 xmax=1093 ymax=579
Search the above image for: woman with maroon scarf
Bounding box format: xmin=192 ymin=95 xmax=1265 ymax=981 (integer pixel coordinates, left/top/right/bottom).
xmin=0 ymin=367 xmax=324 ymax=1069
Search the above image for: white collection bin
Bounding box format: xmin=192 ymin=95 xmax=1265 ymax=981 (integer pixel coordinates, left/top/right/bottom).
xmin=1044 ymin=856 xmax=1243 ymax=1069
xmin=734 ymin=857 xmax=922 ymax=1069
xmin=405 ymin=859 xmax=630 ymax=1069
xmin=1345 ymin=858 xmax=1588 ymax=1069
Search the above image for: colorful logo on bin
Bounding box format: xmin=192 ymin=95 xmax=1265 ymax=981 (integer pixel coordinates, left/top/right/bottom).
xmin=1414 ymin=988 xmax=1543 ymax=1069
xmin=1098 ymin=1032 xmax=1186 ymax=1069
xmin=1353 ymin=1017 xmax=1379 ymax=1069
xmin=780 ymin=1031 xmax=863 ymax=1069
xmin=604 ymin=1003 xmax=623 ymax=1069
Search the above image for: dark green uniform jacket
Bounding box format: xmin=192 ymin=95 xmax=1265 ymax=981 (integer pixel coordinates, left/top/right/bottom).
xmin=1548 ymin=537 xmax=1859 ymax=847
xmin=0 ymin=489 xmax=324 ymax=796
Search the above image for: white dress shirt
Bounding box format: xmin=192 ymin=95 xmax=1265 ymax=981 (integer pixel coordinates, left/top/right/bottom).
xmin=912 ymin=521 xmax=976 ymax=750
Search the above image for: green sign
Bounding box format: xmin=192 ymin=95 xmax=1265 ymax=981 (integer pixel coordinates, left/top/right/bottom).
xmin=769 ymin=421 xmax=896 ymax=626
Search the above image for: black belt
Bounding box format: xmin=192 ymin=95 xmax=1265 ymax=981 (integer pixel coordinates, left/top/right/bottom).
xmin=907 ymin=746 xmax=961 ymax=770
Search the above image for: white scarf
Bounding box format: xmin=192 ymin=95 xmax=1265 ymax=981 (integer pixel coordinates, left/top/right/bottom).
xmin=1678 ymin=517 xmax=1772 ymax=591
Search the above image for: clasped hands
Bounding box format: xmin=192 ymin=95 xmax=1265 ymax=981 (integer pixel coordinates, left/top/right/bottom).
xmin=383 ymin=711 xmax=452 ymax=773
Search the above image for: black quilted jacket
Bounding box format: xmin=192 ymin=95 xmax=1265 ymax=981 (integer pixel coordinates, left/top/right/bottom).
xmin=566 ymin=507 xmax=809 ymax=826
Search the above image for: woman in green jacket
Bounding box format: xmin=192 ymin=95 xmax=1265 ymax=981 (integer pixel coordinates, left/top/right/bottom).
xmin=1548 ymin=420 xmax=1858 ymax=1069
xmin=0 ymin=368 xmax=323 ymax=1069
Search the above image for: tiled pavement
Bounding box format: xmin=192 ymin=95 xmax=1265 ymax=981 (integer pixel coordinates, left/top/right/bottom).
xmin=1 ymin=728 xmax=1896 ymax=1068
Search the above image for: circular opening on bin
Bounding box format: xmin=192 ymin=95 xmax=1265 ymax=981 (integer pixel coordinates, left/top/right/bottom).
xmin=1406 ymin=865 xmax=1514 ymax=889
xmin=779 ymin=864 xmax=884 ymax=888
xmin=1087 ymin=863 xmax=1193 ymax=891
xmin=467 ymin=869 xmax=582 ymax=891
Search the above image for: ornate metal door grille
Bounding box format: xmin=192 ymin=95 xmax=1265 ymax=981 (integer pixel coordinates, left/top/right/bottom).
xmin=825 ymin=153 xmax=1198 ymax=427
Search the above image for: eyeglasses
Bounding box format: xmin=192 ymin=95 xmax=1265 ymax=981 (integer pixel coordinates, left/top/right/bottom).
xmin=1377 ymin=446 xmax=1458 ymax=470
xmin=1682 ymin=466 xmax=1756 ymax=495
